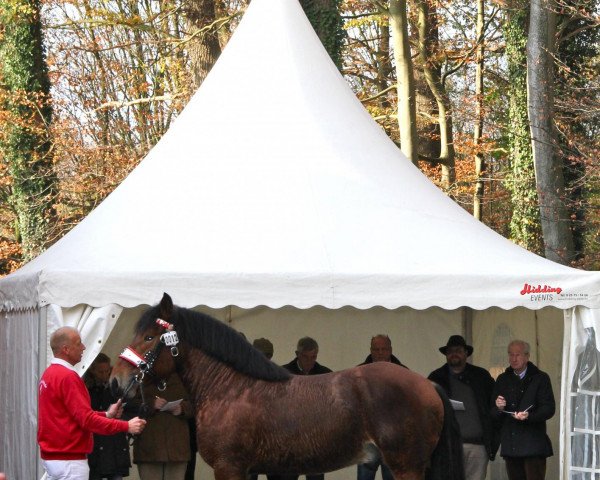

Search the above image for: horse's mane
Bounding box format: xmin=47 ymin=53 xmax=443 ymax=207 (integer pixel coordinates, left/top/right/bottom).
xmin=136 ymin=304 xmax=291 ymax=382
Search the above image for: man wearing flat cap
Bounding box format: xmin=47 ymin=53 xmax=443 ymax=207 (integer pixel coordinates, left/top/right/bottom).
xmin=428 ymin=335 xmax=498 ymax=480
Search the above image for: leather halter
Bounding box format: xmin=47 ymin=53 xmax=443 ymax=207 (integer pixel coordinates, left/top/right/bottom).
xmin=118 ymin=318 xmax=180 ymax=413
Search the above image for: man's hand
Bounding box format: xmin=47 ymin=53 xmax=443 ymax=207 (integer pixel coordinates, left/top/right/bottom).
xmin=171 ymin=403 xmax=182 ymax=416
xmin=513 ymin=411 xmax=529 ymax=421
xmin=128 ymin=417 xmax=147 ymax=434
xmin=495 ymin=395 xmax=506 ymax=411
xmin=154 ymin=396 xmax=167 ymax=410
xmin=106 ymin=398 xmax=124 ymax=419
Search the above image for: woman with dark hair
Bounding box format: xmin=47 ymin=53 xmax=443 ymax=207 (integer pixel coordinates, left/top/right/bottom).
xmin=85 ymin=353 xmax=131 ymax=480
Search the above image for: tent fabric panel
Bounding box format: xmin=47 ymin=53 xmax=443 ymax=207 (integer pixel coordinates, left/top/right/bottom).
xmin=226 ymin=304 xmax=464 ymax=376
xmin=26 ymin=270 xmax=600 ymax=311
xmin=0 ymin=307 xmax=40 ymax=480
xmin=561 ymin=307 xmax=600 ymax=479
xmin=0 ymin=271 xmax=39 ymax=311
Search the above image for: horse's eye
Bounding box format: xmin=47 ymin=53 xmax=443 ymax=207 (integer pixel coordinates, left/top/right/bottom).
xmin=144 ymin=335 xmax=154 ymax=342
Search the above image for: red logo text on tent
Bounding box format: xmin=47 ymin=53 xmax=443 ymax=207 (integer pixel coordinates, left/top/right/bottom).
xmin=520 ymin=283 xmax=562 ymax=296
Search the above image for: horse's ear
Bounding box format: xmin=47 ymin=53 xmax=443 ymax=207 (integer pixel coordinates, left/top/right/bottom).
xmin=159 ymin=293 xmax=174 ymax=320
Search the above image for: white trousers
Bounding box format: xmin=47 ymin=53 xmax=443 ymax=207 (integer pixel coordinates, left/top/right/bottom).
xmin=42 ymin=459 xmax=89 ymax=480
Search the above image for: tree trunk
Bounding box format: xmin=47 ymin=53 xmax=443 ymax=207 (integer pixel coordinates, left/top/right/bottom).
xmin=389 ymin=0 xmax=419 ymax=165
xmin=0 ymin=0 xmax=55 ymax=260
xmin=503 ymin=3 xmax=544 ymax=254
xmin=527 ymin=0 xmax=575 ymax=264
xmin=416 ymin=0 xmax=455 ymax=187
xmin=414 ymin=69 xmax=440 ymax=163
xmin=376 ymin=23 xmax=392 ymax=109
xmin=184 ymin=0 xmax=222 ymax=89
xmin=554 ymin=0 xmax=595 ymax=261
xmin=473 ymin=0 xmax=485 ymax=220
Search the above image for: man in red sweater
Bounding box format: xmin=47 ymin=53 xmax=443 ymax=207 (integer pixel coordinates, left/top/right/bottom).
xmin=38 ymin=326 xmax=146 ymax=480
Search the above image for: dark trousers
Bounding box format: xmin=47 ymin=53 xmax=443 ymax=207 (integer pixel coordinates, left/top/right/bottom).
xmin=504 ymin=457 xmax=547 ymax=480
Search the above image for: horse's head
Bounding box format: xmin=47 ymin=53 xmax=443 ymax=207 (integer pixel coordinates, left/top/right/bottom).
xmin=110 ymin=293 xmax=180 ymax=400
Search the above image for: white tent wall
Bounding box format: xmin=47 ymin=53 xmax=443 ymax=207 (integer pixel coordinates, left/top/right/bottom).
xmin=0 ymin=307 xmax=40 ymax=479
xmin=561 ymin=307 xmax=600 ymax=479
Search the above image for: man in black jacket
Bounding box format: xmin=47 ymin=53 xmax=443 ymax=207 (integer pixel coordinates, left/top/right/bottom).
xmin=428 ymin=335 xmax=498 ymax=480
xmin=493 ymin=340 xmax=555 ymax=480
xmin=358 ymin=334 xmax=407 ymax=368
xmin=282 ymin=336 xmax=332 ymax=376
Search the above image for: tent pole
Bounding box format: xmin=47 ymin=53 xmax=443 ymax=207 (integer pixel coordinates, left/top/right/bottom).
xmin=37 ymin=305 xmax=48 ymax=480
xmin=463 ymin=307 xmax=473 ymax=363
xmin=534 ymin=309 xmax=540 ymax=364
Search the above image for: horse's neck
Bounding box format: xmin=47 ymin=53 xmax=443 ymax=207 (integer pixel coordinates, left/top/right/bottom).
xmin=181 ymin=348 xmax=254 ymax=404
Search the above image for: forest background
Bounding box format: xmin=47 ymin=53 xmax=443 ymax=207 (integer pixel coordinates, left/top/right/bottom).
xmin=0 ymin=0 xmax=598 ymax=275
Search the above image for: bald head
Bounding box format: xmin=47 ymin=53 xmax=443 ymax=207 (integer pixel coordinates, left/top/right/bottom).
xmin=50 ymin=327 xmax=79 ymax=354
xmin=50 ymin=327 xmax=85 ymax=365
xmin=370 ymin=335 xmax=392 ymax=362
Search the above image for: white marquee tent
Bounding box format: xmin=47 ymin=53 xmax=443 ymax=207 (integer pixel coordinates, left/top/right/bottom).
xmin=1 ymin=0 xmax=599 ymax=478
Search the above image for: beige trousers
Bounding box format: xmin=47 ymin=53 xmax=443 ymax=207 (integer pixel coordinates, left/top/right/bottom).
xmin=463 ymin=443 xmax=489 ymax=480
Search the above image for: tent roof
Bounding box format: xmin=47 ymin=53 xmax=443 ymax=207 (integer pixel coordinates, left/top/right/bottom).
xmin=1 ymin=0 xmax=599 ymax=311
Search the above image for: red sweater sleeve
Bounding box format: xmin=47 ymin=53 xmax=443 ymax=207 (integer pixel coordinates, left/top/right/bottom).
xmin=61 ymin=370 xmax=129 ymax=435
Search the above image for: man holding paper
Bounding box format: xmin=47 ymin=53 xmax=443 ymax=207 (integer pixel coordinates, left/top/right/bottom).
xmin=493 ymin=340 xmax=555 ymax=480
xmin=428 ymin=335 xmax=498 ymax=480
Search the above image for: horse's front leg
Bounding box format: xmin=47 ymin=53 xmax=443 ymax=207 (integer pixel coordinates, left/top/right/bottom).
xmin=213 ymin=462 xmax=249 ymax=480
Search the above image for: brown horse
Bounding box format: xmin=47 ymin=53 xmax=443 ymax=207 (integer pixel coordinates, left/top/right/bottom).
xmin=110 ymin=293 xmax=464 ymax=480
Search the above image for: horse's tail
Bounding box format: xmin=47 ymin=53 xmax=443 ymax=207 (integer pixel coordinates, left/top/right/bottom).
xmin=426 ymin=383 xmax=465 ymax=480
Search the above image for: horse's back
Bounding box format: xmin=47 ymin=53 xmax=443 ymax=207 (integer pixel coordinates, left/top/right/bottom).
xmin=284 ymin=362 xmax=443 ymax=417
xmin=353 ymin=362 xmax=442 ymax=407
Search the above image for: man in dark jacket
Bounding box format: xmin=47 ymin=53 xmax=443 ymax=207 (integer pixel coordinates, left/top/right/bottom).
xmin=358 ymin=334 xmax=407 ymax=368
xmin=282 ymin=336 xmax=332 ymax=376
xmin=493 ymin=340 xmax=555 ymax=480
xmin=357 ymin=335 xmax=407 ymax=480
xmin=428 ymin=335 xmax=498 ymax=480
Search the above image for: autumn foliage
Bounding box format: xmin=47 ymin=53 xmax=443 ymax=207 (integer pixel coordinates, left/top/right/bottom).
xmin=1 ymin=0 xmax=599 ymax=275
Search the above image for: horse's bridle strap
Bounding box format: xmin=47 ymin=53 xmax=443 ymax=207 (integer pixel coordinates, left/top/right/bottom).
xmin=119 ymin=346 xmax=147 ymax=368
